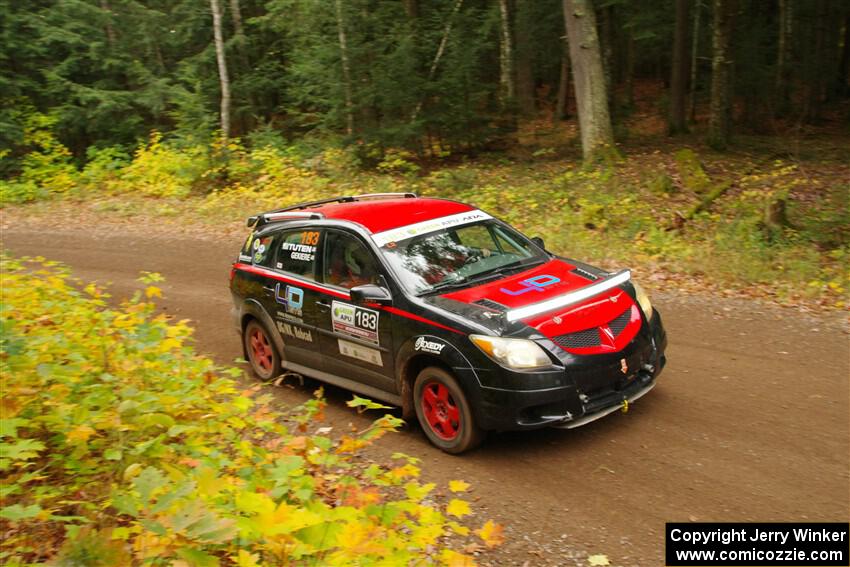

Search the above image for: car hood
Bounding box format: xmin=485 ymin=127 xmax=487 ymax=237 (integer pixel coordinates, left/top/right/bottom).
xmin=425 ymin=258 xmax=637 ymax=341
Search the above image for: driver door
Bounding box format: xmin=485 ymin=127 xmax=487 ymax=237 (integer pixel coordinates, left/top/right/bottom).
xmin=315 ymin=229 xmax=396 ymax=393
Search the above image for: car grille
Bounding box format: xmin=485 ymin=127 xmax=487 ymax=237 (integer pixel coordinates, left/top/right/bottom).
xmin=553 ymin=328 xmax=600 ymax=348
xmin=552 ymin=306 xmax=634 ymax=350
xmin=608 ymin=308 xmax=631 ymax=336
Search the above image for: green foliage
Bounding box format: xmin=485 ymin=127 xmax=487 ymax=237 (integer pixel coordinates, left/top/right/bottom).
xmin=0 ymin=256 xmax=494 ymax=565
xmin=674 ymin=148 xmax=711 ymax=194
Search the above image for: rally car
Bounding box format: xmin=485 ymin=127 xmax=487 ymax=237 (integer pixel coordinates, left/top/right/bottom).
xmin=230 ymin=193 xmax=667 ymax=453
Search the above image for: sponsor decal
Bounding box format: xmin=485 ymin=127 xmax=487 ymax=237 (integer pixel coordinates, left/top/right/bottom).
xmin=414 ymin=336 xmax=446 ymax=354
xmin=281 ymin=241 xmax=316 ymax=263
xmin=276 ymin=321 xmax=313 ymax=343
xmin=338 ymin=339 xmax=383 ymax=366
xmin=274 ymin=283 xmax=304 ymax=318
xmin=500 ymin=274 xmax=561 ymax=296
xmin=371 ymin=210 xmax=493 ymax=247
xmin=332 ymin=301 xmax=379 ymax=345
xmin=239 ymin=253 xmax=253 ymax=262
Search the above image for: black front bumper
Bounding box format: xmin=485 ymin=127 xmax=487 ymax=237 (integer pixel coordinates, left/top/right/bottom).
xmin=468 ymin=310 xmax=667 ymax=431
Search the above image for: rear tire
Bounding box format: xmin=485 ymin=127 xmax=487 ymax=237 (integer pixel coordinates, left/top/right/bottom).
xmin=244 ymin=319 xmax=281 ymax=381
xmin=413 ymin=366 xmax=484 ymax=454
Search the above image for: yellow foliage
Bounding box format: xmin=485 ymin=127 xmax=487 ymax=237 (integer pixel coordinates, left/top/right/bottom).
xmin=475 ymin=520 xmax=505 ymax=548
xmin=446 ymin=498 xmax=471 ymax=518
xmin=0 ymin=255 xmax=486 ymax=564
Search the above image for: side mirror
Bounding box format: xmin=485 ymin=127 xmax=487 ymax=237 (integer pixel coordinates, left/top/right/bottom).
xmin=531 ymin=236 xmax=546 ymax=250
xmin=350 ymin=284 xmax=392 ymax=306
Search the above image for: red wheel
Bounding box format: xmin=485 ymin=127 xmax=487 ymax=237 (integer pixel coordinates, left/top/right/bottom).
xmin=244 ymin=320 xmax=281 ymax=381
xmin=414 ymin=367 xmax=484 ymax=454
xmin=421 ymin=382 xmax=461 ymax=440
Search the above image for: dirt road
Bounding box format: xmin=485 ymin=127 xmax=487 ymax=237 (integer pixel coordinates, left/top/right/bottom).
xmin=4 ymin=228 xmax=848 ymax=566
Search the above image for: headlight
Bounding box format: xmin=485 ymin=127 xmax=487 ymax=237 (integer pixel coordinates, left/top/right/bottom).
xmin=632 ymin=281 xmax=653 ymax=320
xmin=469 ymin=335 xmax=552 ymax=369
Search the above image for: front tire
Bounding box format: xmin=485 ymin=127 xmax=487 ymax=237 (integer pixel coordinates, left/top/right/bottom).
xmin=413 ymin=366 xmax=484 ymax=454
xmin=244 ymin=319 xmax=281 ymax=381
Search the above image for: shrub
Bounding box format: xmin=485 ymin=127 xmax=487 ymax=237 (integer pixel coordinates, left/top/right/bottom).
xmin=112 ymin=132 xmax=208 ymax=197
xmin=0 ymin=256 xmax=497 ymax=565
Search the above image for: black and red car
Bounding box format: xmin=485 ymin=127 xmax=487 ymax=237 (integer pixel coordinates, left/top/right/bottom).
xmin=230 ymin=193 xmax=667 ymax=453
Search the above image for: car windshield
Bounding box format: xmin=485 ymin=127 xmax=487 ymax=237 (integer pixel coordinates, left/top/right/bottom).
xmin=377 ymin=220 xmax=548 ymax=295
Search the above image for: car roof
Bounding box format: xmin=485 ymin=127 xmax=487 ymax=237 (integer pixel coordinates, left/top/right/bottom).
xmin=307 ymin=197 xmax=476 ymax=234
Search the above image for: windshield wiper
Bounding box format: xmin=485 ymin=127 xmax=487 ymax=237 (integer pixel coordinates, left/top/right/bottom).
xmin=419 ymin=278 xmax=473 ymax=296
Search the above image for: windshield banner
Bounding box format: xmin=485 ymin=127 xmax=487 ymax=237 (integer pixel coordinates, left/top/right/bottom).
xmin=371 ymin=210 xmax=493 ymax=247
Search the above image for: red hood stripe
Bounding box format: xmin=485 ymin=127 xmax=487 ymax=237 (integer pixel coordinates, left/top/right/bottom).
xmin=384 ymin=306 xmax=464 ymax=335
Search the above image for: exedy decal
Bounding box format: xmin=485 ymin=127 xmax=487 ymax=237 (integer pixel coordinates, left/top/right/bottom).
xmin=414 ymin=336 xmax=445 ymax=354
xmin=500 ymin=274 xmax=560 ymax=296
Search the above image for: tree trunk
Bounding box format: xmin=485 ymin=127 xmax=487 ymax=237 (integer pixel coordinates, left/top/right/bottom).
xmin=707 ymin=0 xmax=735 ymax=150
xmin=210 ymin=0 xmax=231 ymax=139
xmin=229 ymin=0 xmax=245 ymax=38
xmin=669 ymin=0 xmax=690 ymax=134
xmin=805 ymin=0 xmax=828 ymax=122
xmin=334 ymin=0 xmax=354 ymax=135
xmin=555 ymin=36 xmax=571 ymax=120
xmin=515 ymin=0 xmax=535 ymax=116
xmin=410 ymin=0 xmax=463 ymax=122
xmin=623 ymin=28 xmax=635 ymax=109
xmin=403 ymin=0 xmax=418 ymax=19
xmin=774 ymin=0 xmax=792 ymax=113
xmin=688 ymin=0 xmax=702 ymax=121
xmin=839 ymin=13 xmax=850 ymax=97
xmin=598 ymin=4 xmax=615 ymax=109
xmin=100 ymin=0 xmax=116 ymax=47
xmin=499 ymin=0 xmax=515 ymax=107
xmin=562 ymin=0 xmax=614 ymax=161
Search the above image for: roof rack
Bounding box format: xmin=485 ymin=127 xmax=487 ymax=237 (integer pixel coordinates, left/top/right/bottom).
xmin=247 ymin=192 xmax=417 ymax=228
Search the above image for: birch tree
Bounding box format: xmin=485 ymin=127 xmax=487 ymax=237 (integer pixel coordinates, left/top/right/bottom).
xmin=335 ymin=0 xmax=354 ymax=135
xmin=498 ymin=0 xmax=515 ymax=107
xmin=210 ymin=0 xmax=231 ymax=139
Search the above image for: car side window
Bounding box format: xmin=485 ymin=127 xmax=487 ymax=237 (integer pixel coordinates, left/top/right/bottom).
xmin=323 ymin=231 xmax=380 ymax=289
xmin=249 ymin=233 xmax=276 ymax=267
xmin=275 ymin=229 xmax=319 ymax=280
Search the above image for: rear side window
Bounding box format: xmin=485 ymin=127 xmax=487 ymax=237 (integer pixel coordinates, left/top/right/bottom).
xmin=276 ymin=229 xmax=319 ymax=280
xmin=245 ymin=233 xmax=276 ymax=267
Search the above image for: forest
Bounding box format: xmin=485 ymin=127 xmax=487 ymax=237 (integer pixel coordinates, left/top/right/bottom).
xmin=1 ymin=1 xmax=849 ymax=565
xmin=3 ymin=0 xmax=850 ymax=157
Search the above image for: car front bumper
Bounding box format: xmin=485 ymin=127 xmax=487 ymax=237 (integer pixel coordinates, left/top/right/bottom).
xmin=467 ymin=311 xmax=667 ymax=431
